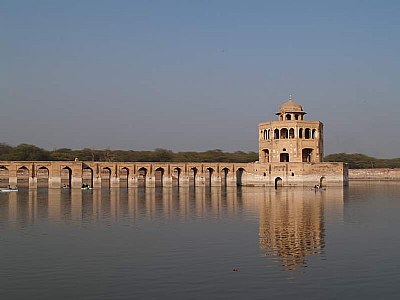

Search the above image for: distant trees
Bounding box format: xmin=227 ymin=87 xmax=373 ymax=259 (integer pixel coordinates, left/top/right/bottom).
xmin=0 ymin=143 xmax=13 ymax=160
xmin=324 ymin=153 xmax=400 ymax=169
xmin=51 ymin=148 xmax=76 ymax=161
xmin=1 ymin=144 xmax=51 ymax=161
xmin=0 ymin=143 xmax=258 ymax=163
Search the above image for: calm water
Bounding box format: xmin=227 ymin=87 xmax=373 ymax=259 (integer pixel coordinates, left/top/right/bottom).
xmin=1 ymin=183 xmax=400 ymax=300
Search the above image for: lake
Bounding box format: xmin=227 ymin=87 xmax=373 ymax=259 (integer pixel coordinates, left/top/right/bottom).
xmin=1 ymin=183 xmax=400 ymax=299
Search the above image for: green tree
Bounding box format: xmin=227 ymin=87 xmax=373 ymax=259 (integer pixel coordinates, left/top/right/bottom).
xmin=0 ymin=143 xmax=13 ymax=160
xmin=324 ymin=153 xmax=377 ymax=168
xmin=50 ymin=148 xmax=76 ymax=161
xmin=5 ymin=144 xmax=51 ymax=161
xmin=152 ymin=148 xmax=174 ymax=162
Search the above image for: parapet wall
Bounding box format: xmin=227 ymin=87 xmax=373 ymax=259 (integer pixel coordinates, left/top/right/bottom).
xmin=349 ymin=168 xmax=400 ymax=181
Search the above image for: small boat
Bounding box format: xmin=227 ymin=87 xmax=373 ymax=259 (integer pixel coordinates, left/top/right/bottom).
xmin=81 ymin=185 xmax=93 ymax=190
xmin=311 ymin=186 xmax=326 ymax=191
xmin=0 ymin=187 xmax=19 ymax=192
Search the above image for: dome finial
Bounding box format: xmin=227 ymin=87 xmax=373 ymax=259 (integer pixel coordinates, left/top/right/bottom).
xmin=289 ymin=94 xmax=293 ymax=101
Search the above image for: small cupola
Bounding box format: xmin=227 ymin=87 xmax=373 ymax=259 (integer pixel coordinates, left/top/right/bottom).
xmin=276 ymin=95 xmax=306 ymax=120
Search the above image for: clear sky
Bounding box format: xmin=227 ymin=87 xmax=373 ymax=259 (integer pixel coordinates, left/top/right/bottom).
xmin=1 ymin=0 xmax=399 ymax=157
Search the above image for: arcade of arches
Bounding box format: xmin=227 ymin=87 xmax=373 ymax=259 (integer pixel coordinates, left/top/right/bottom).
xmin=0 ymin=162 xmax=249 ymax=188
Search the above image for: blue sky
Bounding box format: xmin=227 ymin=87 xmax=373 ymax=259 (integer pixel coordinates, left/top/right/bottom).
xmin=1 ymin=0 xmax=399 ymax=157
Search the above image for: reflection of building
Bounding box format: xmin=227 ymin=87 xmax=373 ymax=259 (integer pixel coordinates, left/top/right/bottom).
xmin=258 ymin=188 xmax=344 ymax=271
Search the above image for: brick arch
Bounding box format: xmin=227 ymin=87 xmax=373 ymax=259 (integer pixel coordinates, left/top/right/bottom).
xmin=172 ymin=167 xmax=182 ymax=187
xmin=37 ymin=166 xmax=50 ymax=188
xmin=205 ymin=167 xmax=215 ymax=186
xmin=0 ymin=165 xmax=10 ymax=187
xmin=154 ymin=167 xmax=165 ymax=187
xmin=16 ymin=166 xmax=30 ymax=187
xmin=189 ymin=167 xmax=198 ymax=185
xmin=61 ymin=166 xmax=72 ymax=188
xmin=119 ymin=167 xmax=130 ymax=188
xmin=236 ymin=168 xmax=246 ymax=186
xmin=101 ymin=167 xmax=112 ymax=187
xmin=275 ymin=177 xmax=283 ymax=189
xmin=220 ymin=167 xmax=229 ymax=186
xmin=137 ymin=167 xmax=148 ymax=187
xmin=82 ymin=165 xmax=94 ymax=187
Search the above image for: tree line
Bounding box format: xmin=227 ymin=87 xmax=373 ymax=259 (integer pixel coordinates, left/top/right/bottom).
xmin=324 ymin=153 xmax=400 ymax=169
xmin=0 ymin=143 xmax=258 ymax=163
xmin=1 ymin=143 xmax=400 ymax=168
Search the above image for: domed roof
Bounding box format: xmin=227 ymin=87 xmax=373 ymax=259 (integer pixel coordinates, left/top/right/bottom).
xmin=279 ymin=97 xmax=303 ymax=112
xmin=276 ymin=96 xmax=306 ymax=115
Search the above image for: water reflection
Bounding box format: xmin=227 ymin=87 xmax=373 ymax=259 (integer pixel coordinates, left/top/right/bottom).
xmin=0 ymin=187 xmax=247 ymax=226
xmin=0 ymin=187 xmax=344 ymax=272
xmin=259 ymin=188 xmax=344 ymax=271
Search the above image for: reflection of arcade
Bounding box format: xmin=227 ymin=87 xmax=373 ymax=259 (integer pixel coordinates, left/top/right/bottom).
xmin=258 ymin=188 xmax=342 ymax=271
xmin=0 ymin=187 xmax=246 ymax=225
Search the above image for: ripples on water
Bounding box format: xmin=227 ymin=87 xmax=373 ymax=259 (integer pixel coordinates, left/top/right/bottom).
xmin=1 ymin=183 xmax=400 ymax=299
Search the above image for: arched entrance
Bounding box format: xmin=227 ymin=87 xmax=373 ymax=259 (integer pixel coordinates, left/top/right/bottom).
xmin=274 ymin=177 xmax=283 ymax=189
xmin=221 ymin=168 xmax=229 ymax=186
xmin=299 ymin=128 xmax=303 ymax=138
xmin=172 ymin=167 xmax=181 ymax=187
xmin=280 ymin=128 xmax=288 ymax=139
xmin=120 ymin=167 xmax=129 ymax=188
xmin=236 ymin=168 xmax=245 ymax=186
xmin=61 ymin=167 xmax=72 ymax=188
xmin=155 ymin=167 xmax=164 ymax=187
xmin=189 ymin=167 xmax=197 ymax=186
xmin=305 ymin=128 xmax=311 ymax=139
xmin=82 ymin=166 xmax=93 ymax=188
xmin=101 ymin=167 xmax=112 ymax=187
xmin=274 ymin=129 xmax=280 ymax=139
xmin=137 ymin=167 xmax=147 ymax=188
xmin=17 ymin=166 xmax=29 ymax=187
xmin=0 ymin=166 xmax=9 ymax=187
xmin=289 ymin=128 xmax=295 ymax=139
xmin=37 ymin=167 xmax=49 ymax=188
xmin=205 ymin=168 xmax=214 ymax=186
